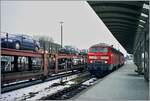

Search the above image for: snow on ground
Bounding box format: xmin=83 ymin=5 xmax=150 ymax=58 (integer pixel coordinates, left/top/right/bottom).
xmin=19 ymin=85 xmax=70 ymax=100
xmin=82 ymin=78 xmax=97 ymax=86
xmin=66 ymin=81 xmax=75 ymax=85
xmin=0 ymin=74 xmax=77 ymax=101
xmin=51 ymin=70 xmax=75 ymax=76
xmin=3 ymin=79 xmax=29 ymax=86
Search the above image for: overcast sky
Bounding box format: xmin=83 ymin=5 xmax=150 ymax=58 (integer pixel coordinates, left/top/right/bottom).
xmin=1 ymin=1 xmax=127 ymax=55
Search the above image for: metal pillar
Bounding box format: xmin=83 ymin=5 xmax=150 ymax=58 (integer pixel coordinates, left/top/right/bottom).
xmin=60 ymin=22 xmax=64 ymax=48
xmin=14 ymin=56 xmax=18 ymax=72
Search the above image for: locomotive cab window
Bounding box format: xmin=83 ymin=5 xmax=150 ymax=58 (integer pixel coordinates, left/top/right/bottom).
xmin=99 ymin=47 xmax=108 ymax=52
xmin=90 ymin=47 xmax=98 ymax=52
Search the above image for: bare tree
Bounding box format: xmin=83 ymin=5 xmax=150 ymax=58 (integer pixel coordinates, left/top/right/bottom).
xmin=34 ymin=35 xmax=54 ymax=42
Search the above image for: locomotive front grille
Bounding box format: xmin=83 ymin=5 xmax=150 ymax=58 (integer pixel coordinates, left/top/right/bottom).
xmin=88 ymin=60 xmax=109 ymax=71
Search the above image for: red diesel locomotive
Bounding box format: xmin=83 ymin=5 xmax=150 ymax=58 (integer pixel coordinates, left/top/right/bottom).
xmin=88 ymin=43 xmax=124 ymax=77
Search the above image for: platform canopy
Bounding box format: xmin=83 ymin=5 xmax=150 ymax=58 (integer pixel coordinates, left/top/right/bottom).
xmin=88 ymin=1 xmax=149 ymax=53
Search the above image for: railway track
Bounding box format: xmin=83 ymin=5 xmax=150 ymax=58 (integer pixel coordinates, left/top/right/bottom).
xmin=40 ymin=69 xmax=117 ymax=100
xmin=1 ymin=70 xmax=81 ymax=93
xmin=1 ymin=69 xmax=116 ymax=101
xmin=40 ymin=72 xmax=97 ymax=100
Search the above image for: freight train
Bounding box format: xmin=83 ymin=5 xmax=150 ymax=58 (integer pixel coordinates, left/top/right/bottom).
xmin=1 ymin=48 xmax=87 ymax=86
xmin=87 ymin=43 xmax=124 ymax=77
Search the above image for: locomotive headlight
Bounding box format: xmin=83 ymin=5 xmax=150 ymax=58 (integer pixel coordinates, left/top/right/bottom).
xmin=90 ymin=60 xmax=93 ymax=63
xmin=105 ymin=61 xmax=108 ymax=63
xmin=101 ymin=56 xmax=109 ymax=59
xmin=89 ymin=56 xmax=97 ymax=59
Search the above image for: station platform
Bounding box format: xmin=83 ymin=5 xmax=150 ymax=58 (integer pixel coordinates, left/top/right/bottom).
xmin=75 ymin=61 xmax=149 ymax=100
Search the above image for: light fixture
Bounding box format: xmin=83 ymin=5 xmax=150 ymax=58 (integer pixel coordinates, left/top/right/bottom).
xmin=138 ymin=24 xmax=144 ymax=28
xmin=139 ymin=20 xmax=146 ymax=23
xmin=141 ymin=13 xmax=148 ymax=18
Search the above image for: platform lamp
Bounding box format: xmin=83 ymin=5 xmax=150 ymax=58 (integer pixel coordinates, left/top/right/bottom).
xmin=60 ymin=21 xmax=64 ymax=48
